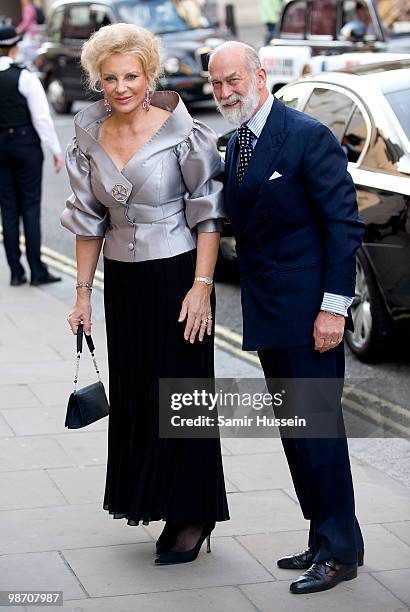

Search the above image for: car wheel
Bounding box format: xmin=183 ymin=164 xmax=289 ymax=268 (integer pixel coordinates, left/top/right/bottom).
xmin=345 ymin=250 xmax=391 ymax=363
xmin=47 ymin=77 xmax=72 ymax=114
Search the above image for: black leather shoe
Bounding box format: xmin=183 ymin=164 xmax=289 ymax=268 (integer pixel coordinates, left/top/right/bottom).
xmin=278 ymin=548 xmax=364 ymax=570
xmin=290 ymin=559 xmax=358 ymax=594
xmin=30 ymin=272 xmax=61 ymax=286
xmin=10 ymin=273 xmax=27 ymax=286
xmin=277 ymin=547 xmax=315 ymax=570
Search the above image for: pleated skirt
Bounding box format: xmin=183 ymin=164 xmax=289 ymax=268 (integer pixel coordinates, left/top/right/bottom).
xmin=102 ymin=250 xmax=230 ymax=526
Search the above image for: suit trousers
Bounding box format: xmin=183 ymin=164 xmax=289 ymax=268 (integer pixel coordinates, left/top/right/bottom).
xmin=258 ymin=343 xmax=364 ymax=565
xmin=0 ymin=125 xmax=48 ymax=280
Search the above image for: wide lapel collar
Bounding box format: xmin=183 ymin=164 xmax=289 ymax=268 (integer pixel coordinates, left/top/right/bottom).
xmin=74 ymin=101 xmax=133 ymax=205
xmin=237 ymin=98 xmax=289 ymax=227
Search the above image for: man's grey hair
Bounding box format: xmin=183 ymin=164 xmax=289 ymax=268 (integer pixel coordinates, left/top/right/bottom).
xmin=208 ymin=41 xmax=262 ymax=72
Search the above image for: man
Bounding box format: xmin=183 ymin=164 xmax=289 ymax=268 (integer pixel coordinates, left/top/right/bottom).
xmin=0 ymin=25 xmax=62 ymax=286
xmin=209 ymin=41 xmax=365 ymax=595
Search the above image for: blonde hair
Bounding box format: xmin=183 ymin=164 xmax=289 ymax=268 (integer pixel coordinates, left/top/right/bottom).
xmin=81 ymin=23 xmax=161 ymax=91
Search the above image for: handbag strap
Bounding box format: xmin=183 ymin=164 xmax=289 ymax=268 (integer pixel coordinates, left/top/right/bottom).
xmin=73 ymin=324 xmax=101 ymax=391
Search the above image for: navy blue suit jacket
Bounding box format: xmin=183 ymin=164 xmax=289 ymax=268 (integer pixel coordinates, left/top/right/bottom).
xmin=225 ymin=98 xmax=364 ymax=350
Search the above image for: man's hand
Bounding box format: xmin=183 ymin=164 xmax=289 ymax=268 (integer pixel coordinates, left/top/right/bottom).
xmin=53 ymin=153 xmax=63 ymax=174
xmin=313 ymin=311 xmax=345 ymax=353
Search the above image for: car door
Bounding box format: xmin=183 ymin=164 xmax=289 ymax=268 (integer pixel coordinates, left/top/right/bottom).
xmin=300 ymin=84 xmax=410 ymax=325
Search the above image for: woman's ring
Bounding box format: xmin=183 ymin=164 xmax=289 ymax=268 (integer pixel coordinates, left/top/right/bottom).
xmin=201 ymin=318 xmax=209 ymax=325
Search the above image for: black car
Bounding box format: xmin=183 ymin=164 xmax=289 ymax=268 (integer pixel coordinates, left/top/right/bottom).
xmin=35 ymin=0 xmax=228 ymax=113
xmin=217 ymin=61 xmax=410 ymax=363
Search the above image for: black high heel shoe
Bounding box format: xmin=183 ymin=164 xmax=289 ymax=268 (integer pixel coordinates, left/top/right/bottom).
xmin=155 ymin=522 xmax=178 ymax=555
xmin=154 ymin=522 xmax=215 ymax=565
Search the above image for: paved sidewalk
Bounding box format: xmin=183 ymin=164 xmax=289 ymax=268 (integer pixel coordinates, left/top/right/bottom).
xmin=0 ymin=264 xmax=410 ymax=612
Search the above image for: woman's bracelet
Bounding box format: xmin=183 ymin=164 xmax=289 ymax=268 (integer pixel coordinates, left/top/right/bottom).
xmin=194 ymin=276 xmax=213 ymax=286
xmin=76 ymin=281 xmax=93 ymax=291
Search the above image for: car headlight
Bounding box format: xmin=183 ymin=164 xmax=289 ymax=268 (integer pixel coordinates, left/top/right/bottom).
xmin=163 ymin=57 xmax=180 ymax=75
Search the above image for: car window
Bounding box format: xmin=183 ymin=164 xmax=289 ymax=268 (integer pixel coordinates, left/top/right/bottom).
xmin=276 ymin=82 xmax=313 ymax=109
xmin=303 ymin=88 xmax=354 ymax=141
xmin=342 ymin=0 xmax=377 ymax=38
xmin=64 ymin=5 xmax=93 ymax=39
xmin=385 ymin=88 xmax=410 ymax=142
xmin=341 ymin=106 xmax=368 ymax=163
xmin=311 ymin=0 xmax=337 ymax=36
xmin=281 ymin=0 xmax=307 ymax=36
xmin=116 ymin=0 xmax=210 ymax=34
xmin=48 ymin=7 xmax=65 ymax=43
xmin=92 ymin=7 xmax=112 ymax=29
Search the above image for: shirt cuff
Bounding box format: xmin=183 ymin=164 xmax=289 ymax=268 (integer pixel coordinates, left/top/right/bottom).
xmin=321 ymin=293 xmax=353 ymax=317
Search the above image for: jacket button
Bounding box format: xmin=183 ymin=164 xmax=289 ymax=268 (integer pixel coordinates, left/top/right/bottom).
xmin=128 ymin=243 xmax=134 ymax=251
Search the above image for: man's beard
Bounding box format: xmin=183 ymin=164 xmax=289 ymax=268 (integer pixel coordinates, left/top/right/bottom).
xmin=214 ymin=75 xmax=260 ymax=125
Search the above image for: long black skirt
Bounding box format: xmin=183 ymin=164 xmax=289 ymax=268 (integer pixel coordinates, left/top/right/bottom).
xmin=102 ymin=250 xmax=230 ymax=526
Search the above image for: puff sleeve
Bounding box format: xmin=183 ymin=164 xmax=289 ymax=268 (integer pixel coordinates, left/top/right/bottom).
xmin=60 ymin=137 xmax=108 ymax=239
xmin=175 ymin=120 xmax=226 ymax=233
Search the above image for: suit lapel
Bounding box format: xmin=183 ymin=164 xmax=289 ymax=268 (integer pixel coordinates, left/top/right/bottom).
xmin=225 ymin=132 xmax=240 ymax=227
xmin=237 ymin=98 xmax=289 ymax=230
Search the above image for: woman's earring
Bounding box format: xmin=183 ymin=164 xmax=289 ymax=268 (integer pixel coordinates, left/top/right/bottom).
xmin=142 ymin=88 xmax=152 ymax=111
xmin=104 ymin=97 xmax=112 ymax=113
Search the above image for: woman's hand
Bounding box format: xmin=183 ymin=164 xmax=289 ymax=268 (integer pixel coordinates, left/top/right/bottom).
xmin=67 ymin=292 xmax=92 ymax=335
xmin=178 ymin=283 xmax=213 ymax=343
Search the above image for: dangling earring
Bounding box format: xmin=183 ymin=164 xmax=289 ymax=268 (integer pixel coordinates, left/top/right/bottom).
xmin=104 ymin=97 xmax=112 ymax=113
xmin=142 ymin=87 xmax=152 ymax=112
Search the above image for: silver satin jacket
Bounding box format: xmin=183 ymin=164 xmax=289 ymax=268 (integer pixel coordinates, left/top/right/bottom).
xmin=61 ymin=91 xmax=225 ymax=262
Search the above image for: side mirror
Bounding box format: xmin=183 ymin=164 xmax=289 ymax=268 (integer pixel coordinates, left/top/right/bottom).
xmin=340 ymin=20 xmax=366 ymax=42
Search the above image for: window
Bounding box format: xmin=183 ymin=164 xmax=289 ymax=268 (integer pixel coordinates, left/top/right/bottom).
xmin=92 ymin=7 xmax=112 ymax=30
xmin=342 ymin=106 xmax=368 ymax=163
xmin=276 ymin=82 xmax=313 ymax=109
xmin=64 ymin=5 xmax=93 ymax=39
xmin=303 ymin=88 xmax=354 ymax=141
xmin=342 ymin=0 xmax=377 ymax=38
xmin=116 ymin=0 xmax=209 ymax=34
xmin=385 ymin=88 xmax=410 ymax=142
xmin=310 ymin=0 xmax=337 ymax=36
xmin=281 ymin=1 xmax=307 ymax=36
xmin=48 ymin=7 xmax=65 ymax=43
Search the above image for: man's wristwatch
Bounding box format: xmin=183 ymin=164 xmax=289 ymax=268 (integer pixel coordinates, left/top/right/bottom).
xmin=194 ymin=276 xmax=213 ymax=286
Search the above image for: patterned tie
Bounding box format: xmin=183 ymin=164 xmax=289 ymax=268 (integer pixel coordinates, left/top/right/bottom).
xmin=237 ymin=124 xmax=254 ymax=185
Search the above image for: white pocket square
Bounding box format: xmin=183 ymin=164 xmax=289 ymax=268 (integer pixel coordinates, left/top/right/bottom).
xmin=269 ymin=171 xmax=282 ymax=181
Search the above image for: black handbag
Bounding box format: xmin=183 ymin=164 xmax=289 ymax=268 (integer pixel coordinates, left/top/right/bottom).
xmin=65 ymin=324 xmax=109 ymax=429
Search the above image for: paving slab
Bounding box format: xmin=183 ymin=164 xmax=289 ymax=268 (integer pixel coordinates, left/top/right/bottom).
xmin=0 ymin=384 xmax=41 ymax=409
xmin=213 ymin=490 xmax=306 ymax=537
xmin=26 ymin=586 xmax=258 ymax=612
xmin=239 ymin=573 xmax=408 ymax=612
xmin=0 ymin=551 xmax=86 ymax=600
xmin=0 ymin=469 xmax=66 ymax=510
xmin=1 ymin=405 xmax=107 ymax=437
xmin=0 ymin=412 xmax=15 ymax=437
xmin=372 ymin=569 xmax=410 ymax=607
xmin=383 ymin=522 xmax=410 ymax=547
xmin=47 ymin=465 xmax=107 ymax=505
xmin=0 ymin=504 xmax=152 ymax=555
xmin=0 ymin=436 xmax=74 ymax=471
xmin=53 ymin=431 xmax=108 ymax=466
xmin=61 ymin=537 xmax=273 ymax=598
xmin=223 ymin=452 xmax=293 ymax=491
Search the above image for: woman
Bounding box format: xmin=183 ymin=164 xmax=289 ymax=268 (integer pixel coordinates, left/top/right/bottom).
xmin=62 ymin=23 xmax=229 ymax=565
